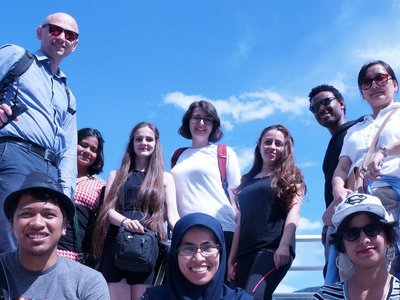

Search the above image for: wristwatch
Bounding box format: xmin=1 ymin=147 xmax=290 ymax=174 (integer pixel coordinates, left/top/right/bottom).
xmin=378 ymin=145 xmax=389 ymax=158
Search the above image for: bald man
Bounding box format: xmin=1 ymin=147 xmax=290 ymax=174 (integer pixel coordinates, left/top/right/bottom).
xmin=0 ymin=12 xmax=79 ymax=253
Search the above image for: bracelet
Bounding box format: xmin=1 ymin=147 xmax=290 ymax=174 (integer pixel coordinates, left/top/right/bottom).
xmin=121 ymin=217 xmax=128 ymax=227
xmin=378 ymin=145 xmax=389 ymax=158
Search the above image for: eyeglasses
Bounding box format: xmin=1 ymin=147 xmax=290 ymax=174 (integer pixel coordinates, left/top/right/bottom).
xmin=42 ymin=24 xmax=79 ymax=42
xmin=190 ymin=115 xmax=214 ymax=126
xmin=341 ymin=223 xmax=383 ymax=241
xmin=177 ymin=242 xmax=220 ymax=256
xmin=360 ymin=73 xmax=392 ymax=90
xmin=309 ymin=97 xmax=336 ymax=113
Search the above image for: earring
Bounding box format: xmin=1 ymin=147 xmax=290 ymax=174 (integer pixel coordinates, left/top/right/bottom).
xmin=386 ymin=245 xmax=396 ymax=271
xmin=336 ymin=253 xmax=354 ymax=273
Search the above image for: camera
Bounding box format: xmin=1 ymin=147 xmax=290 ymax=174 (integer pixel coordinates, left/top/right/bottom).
xmin=0 ymin=101 xmax=28 ymax=129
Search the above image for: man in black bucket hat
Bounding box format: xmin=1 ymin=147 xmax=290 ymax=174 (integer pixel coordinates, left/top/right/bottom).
xmin=3 ymin=171 xmax=75 ymax=222
xmin=0 ymin=172 xmax=109 ymax=299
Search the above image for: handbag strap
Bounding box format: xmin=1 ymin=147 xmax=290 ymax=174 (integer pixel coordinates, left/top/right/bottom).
xmin=362 ymin=107 xmax=399 ymax=171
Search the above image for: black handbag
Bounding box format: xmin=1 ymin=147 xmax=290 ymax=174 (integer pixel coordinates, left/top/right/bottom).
xmin=114 ymin=226 xmax=159 ymax=273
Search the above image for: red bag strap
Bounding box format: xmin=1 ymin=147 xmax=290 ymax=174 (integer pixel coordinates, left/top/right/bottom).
xmin=170 ymin=147 xmax=189 ymax=169
xmin=171 ymin=145 xmax=228 ymax=188
xmin=217 ymin=144 xmax=227 ymax=183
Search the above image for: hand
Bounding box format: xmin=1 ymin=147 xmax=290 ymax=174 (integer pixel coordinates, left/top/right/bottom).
xmin=274 ymin=245 xmax=290 ymax=269
xmin=365 ymin=151 xmax=384 ymax=180
xmin=0 ymin=103 xmax=12 ymax=126
xmin=332 ymin=186 xmax=351 ymax=203
xmin=227 ymin=262 xmax=236 ymax=282
xmin=121 ymin=218 xmax=145 ymax=234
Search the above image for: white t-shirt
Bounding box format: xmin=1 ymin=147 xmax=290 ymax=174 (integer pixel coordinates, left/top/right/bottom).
xmin=171 ymin=144 xmax=241 ymax=232
xmin=341 ymin=102 xmax=400 ymax=188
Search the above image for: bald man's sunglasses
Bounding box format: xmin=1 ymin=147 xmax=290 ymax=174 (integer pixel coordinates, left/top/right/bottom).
xmin=42 ymin=24 xmax=79 ymax=42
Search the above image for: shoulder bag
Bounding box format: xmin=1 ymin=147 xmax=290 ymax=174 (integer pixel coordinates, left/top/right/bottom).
xmin=114 ymin=226 xmax=159 ymax=273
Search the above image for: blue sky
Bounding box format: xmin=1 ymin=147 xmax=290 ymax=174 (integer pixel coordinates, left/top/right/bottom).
xmin=3 ymin=0 xmax=400 ymax=292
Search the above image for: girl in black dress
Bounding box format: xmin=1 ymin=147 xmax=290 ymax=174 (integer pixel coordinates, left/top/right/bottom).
xmin=227 ymin=125 xmax=305 ymax=300
xmin=92 ymin=122 xmax=178 ymax=300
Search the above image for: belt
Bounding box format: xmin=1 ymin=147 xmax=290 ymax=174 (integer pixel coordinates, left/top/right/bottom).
xmin=0 ymin=136 xmax=57 ymax=165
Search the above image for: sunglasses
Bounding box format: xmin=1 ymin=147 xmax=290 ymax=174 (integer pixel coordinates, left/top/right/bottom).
xmin=309 ymin=97 xmax=336 ymax=113
xmin=341 ymin=222 xmax=383 ymax=241
xmin=360 ymin=73 xmax=392 ymax=90
xmin=177 ymin=242 xmax=220 ymax=257
xmin=42 ymin=24 xmax=79 ymax=42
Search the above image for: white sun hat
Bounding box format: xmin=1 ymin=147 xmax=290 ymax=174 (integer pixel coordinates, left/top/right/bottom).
xmin=332 ymin=193 xmax=392 ymax=229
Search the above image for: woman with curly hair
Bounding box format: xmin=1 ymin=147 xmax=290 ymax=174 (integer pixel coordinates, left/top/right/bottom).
xmin=92 ymin=122 xmax=179 ymax=300
xmin=227 ymin=125 xmax=305 ymax=300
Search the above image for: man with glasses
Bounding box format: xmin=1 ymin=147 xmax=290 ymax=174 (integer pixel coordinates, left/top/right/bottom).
xmin=0 ymin=12 xmax=79 ymax=254
xmin=308 ymin=84 xmax=362 ymax=284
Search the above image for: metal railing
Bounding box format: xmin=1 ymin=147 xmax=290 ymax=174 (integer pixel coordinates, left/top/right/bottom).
xmin=273 ymin=234 xmax=323 ymax=300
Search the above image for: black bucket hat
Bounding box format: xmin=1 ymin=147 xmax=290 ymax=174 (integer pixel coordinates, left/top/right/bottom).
xmin=3 ymin=172 xmax=75 ymax=221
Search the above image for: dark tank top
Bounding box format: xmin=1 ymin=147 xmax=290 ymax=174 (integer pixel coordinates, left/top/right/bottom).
xmin=237 ymin=176 xmax=294 ymax=258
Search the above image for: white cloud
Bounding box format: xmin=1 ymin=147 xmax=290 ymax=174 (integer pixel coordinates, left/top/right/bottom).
xmin=298 ymin=217 xmax=321 ymax=231
xmin=235 ymin=147 xmax=254 ymax=172
xmin=163 ymin=90 xmax=310 ymax=130
xmin=354 ymin=43 xmax=400 ymax=70
xmin=298 ymin=161 xmax=317 ymax=168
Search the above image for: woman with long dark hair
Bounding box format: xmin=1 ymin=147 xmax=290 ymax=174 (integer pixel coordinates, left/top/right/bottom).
xmin=227 ymin=125 xmax=305 ymax=300
xmin=92 ymin=122 xmax=179 ymax=300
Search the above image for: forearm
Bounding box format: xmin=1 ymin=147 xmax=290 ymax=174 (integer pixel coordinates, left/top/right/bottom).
xmin=107 ymin=208 xmax=126 ymax=227
xmin=228 ymin=213 xmax=240 ymax=265
xmin=332 ymin=156 xmax=352 ymax=202
xmin=58 ymin=112 xmax=77 ymax=198
xmin=279 ymin=199 xmax=301 ymax=248
xmin=164 ymin=172 xmax=179 ymax=229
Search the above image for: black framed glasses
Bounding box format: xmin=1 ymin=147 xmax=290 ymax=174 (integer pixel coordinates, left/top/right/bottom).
xmin=360 ymin=73 xmax=392 ymax=90
xmin=190 ymin=115 xmax=214 ymax=126
xmin=309 ymin=97 xmax=336 ymax=113
xmin=177 ymin=242 xmax=220 ymax=256
xmin=341 ymin=223 xmax=383 ymax=241
xmin=42 ymin=24 xmax=79 ymax=42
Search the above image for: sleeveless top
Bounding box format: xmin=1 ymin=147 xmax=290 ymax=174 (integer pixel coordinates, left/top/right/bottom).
xmin=237 ymin=176 xmax=294 ymax=258
xmin=118 ymin=171 xmax=152 ymax=221
xmin=58 ymin=176 xmax=105 ymax=253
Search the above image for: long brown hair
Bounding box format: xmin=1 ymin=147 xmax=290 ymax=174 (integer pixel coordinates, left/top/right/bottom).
xmin=92 ymin=122 xmax=166 ymax=257
xmin=236 ymin=124 xmax=305 ymax=212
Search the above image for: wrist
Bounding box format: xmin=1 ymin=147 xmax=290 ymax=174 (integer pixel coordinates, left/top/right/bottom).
xmin=121 ymin=217 xmax=128 ymax=227
xmin=378 ymin=145 xmax=389 ymax=158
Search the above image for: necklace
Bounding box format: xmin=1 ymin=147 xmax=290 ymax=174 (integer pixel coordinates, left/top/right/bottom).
xmin=77 ymin=174 xmax=90 ymax=184
xmin=255 ymin=171 xmax=272 ymax=179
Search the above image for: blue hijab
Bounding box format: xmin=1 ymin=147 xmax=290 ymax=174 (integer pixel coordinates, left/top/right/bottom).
xmin=145 ymin=213 xmax=253 ymax=300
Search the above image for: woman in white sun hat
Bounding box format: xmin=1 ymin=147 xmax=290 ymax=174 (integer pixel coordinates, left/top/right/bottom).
xmin=314 ymin=193 xmax=400 ymax=300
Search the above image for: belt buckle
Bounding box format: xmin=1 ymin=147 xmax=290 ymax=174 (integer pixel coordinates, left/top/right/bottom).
xmin=44 ymin=149 xmax=56 ymax=165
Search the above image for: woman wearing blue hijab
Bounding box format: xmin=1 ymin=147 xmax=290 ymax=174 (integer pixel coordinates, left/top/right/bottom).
xmin=141 ymin=213 xmax=252 ymax=300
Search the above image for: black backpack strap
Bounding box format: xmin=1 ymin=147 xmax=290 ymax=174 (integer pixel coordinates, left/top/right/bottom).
xmin=0 ymin=50 xmax=34 ymax=94
xmin=170 ymin=147 xmax=189 ymax=169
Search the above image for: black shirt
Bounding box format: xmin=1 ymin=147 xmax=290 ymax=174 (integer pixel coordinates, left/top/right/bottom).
xmin=237 ymin=176 xmax=293 ymax=258
xmin=322 ymin=118 xmax=362 ymax=208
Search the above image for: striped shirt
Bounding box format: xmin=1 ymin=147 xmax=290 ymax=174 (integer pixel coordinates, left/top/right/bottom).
xmin=313 ymin=275 xmax=400 ymax=299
